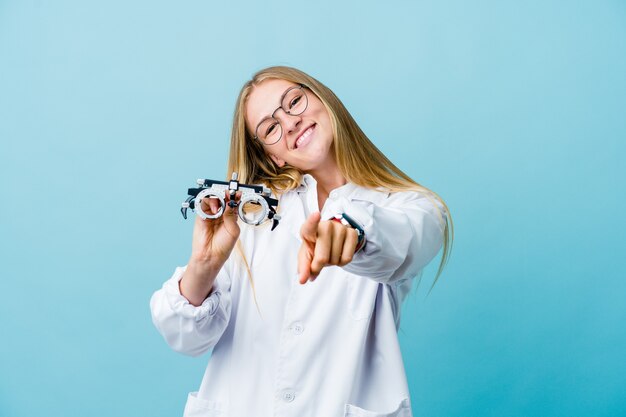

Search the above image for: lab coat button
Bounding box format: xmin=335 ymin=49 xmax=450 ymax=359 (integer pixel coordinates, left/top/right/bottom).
xmin=282 ymin=390 xmax=295 ymax=402
xmin=289 ymin=322 xmax=304 ymax=335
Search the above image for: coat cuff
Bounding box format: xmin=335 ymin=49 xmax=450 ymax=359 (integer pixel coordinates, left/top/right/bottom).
xmin=163 ymin=266 xmax=222 ymax=322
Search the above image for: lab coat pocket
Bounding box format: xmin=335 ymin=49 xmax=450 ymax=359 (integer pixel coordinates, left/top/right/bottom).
xmin=344 ymin=397 xmax=412 ymax=417
xmin=346 ymin=274 xmax=379 ymax=321
xmin=183 ymin=392 xmax=228 ymax=417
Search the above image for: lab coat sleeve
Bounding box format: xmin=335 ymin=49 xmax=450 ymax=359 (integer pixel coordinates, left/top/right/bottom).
xmin=149 ymin=264 xmax=232 ymax=357
xmin=328 ymin=190 xmax=447 ymax=284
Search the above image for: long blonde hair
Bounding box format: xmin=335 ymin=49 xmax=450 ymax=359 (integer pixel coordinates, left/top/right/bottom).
xmin=228 ymin=66 xmax=453 ymax=290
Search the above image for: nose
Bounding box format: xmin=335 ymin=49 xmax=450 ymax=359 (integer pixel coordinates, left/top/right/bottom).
xmin=275 ymin=108 xmax=302 ymax=136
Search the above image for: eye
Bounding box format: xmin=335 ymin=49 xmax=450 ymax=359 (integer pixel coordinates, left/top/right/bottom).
xmin=289 ymin=95 xmax=302 ymax=109
xmin=266 ymin=122 xmax=278 ymax=136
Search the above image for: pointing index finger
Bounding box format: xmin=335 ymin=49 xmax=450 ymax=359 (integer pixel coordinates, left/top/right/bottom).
xmin=300 ymin=212 xmax=321 ymax=244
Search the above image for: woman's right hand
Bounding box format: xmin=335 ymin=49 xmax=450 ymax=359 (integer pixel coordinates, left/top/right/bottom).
xmin=190 ymin=192 xmax=241 ymax=265
xmin=181 ymin=192 xmax=241 ymax=306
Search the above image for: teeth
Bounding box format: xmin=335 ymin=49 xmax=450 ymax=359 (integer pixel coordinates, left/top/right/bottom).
xmin=296 ymin=126 xmax=313 ymax=148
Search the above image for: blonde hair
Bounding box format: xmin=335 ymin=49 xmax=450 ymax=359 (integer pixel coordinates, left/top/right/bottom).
xmin=228 ymin=66 xmax=453 ymax=292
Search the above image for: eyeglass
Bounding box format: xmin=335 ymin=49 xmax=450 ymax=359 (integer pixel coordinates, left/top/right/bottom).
xmin=253 ymin=84 xmax=309 ymax=145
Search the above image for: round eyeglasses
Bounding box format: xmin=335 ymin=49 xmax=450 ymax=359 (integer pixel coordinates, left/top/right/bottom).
xmin=254 ymin=84 xmax=308 ymax=145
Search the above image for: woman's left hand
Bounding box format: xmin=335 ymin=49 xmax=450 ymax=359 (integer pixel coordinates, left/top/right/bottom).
xmin=298 ymin=212 xmax=359 ymax=284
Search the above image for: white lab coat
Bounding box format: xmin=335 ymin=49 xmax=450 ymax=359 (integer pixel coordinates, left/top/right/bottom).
xmin=150 ymin=174 xmax=446 ymax=417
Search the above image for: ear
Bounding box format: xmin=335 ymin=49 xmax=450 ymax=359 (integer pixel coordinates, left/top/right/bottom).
xmin=270 ymin=154 xmax=286 ymax=168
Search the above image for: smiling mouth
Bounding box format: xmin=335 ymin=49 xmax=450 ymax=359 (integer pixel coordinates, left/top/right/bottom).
xmin=295 ymin=124 xmax=316 ymax=149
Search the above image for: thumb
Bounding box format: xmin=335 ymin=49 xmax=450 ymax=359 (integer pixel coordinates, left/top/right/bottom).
xmin=300 ymin=211 xmax=321 ymax=243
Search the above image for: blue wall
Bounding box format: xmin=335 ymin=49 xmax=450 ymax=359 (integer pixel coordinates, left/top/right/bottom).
xmin=1 ymin=1 xmax=624 ymax=416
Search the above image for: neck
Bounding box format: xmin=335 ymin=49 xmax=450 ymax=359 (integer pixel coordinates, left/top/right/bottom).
xmin=306 ymin=159 xmax=346 ymax=211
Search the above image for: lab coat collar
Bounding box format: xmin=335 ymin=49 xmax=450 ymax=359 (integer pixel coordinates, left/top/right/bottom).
xmin=296 ymin=174 xmax=386 ymax=202
xmin=294 ymin=174 xmax=315 ymax=193
xmin=347 ymin=185 xmax=389 ymax=205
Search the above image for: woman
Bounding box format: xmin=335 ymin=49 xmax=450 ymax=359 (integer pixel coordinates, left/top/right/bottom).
xmin=150 ymin=66 xmax=453 ymax=417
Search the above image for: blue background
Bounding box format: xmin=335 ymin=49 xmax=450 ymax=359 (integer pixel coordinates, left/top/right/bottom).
xmin=1 ymin=1 xmax=624 ymax=416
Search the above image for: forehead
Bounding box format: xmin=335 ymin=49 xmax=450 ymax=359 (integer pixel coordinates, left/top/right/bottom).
xmin=245 ymin=78 xmax=297 ymax=130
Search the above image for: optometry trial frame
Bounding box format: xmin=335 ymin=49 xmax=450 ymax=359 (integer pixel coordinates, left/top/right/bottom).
xmin=181 ymin=173 xmax=281 ymax=231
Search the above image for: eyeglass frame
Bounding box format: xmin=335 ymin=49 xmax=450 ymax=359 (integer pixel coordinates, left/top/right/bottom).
xmin=252 ymin=84 xmax=309 ymax=146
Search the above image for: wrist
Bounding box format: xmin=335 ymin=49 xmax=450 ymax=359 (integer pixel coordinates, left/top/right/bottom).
xmin=187 ymin=256 xmax=222 ymax=278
